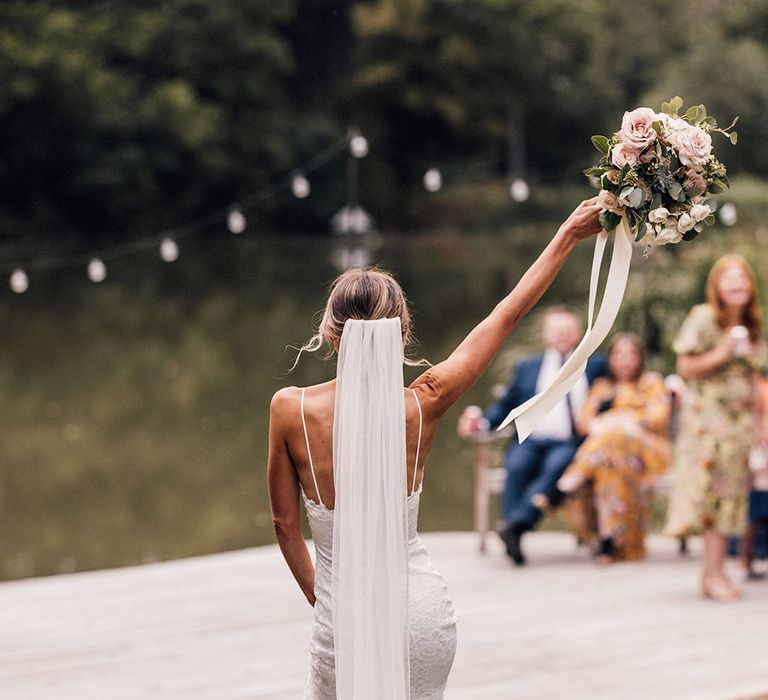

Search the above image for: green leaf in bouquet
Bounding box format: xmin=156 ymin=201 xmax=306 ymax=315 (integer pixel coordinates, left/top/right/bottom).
xmin=670 ymin=96 xmax=683 ymax=114
xmin=599 ymin=209 xmax=621 ymax=232
xmin=705 ymin=214 xmax=716 ymax=225
xmin=661 ymin=101 xmax=673 ymax=115
xmin=685 ymin=106 xmax=699 ymax=121
xmin=703 ymin=116 xmax=717 ymax=128
xmin=583 ymin=166 xmax=608 ymax=177
xmin=730 ymin=132 xmax=738 ymax=145
xmin=668 ymin=181 xmax=684 ymax=201
xmin=627 ymin=187 xmax=643 ymax=208
xmin=651 ymin=192 xmax=662 ymax=210
xmin=695 ymin=105 xmax=707 ymax=122
xmin=652 ymin=120 xmax=664 ymax=135
xmin=591 ymin=135 xmax=611 ymax=154
xmin=686 ymin=188 xmax=703 ymax=199
xmin=636 ymin=221 xmax=648 ymax=240
xmin=709 ymin=180 xmax=726 ymax=194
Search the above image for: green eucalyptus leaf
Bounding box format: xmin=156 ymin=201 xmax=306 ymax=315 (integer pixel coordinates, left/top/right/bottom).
xmin=685 ymin=106 xmax=698 ymax=121
xmin=730 ymin=132 xmax=738 ymax=145
xmin=696 ymin=105 xmax=707 ymax=122
xmin=599 ymin=209 xmax=621 ymax=232
xmin=591 ymin=135 xmax=610 ymax=154
xmin=628 ymin=187 xmax=643 ymax=208
xmin=670 ymin=96 xmax=683 ymax=113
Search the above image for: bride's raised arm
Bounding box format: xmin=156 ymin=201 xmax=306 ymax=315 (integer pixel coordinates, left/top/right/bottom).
xmin=410 ymin=197 xmax=602 ymax=414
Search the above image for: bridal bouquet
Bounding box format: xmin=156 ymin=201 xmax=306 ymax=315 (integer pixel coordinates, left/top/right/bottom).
xmin=585 ymin=96 xmax=738 ymax=249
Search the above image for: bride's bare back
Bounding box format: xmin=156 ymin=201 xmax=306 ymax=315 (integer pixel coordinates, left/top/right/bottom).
xmin=268 ymin=197 xmax=601 ymax=605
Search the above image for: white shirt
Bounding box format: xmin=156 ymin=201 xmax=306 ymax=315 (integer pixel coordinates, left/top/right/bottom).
xmin=530 ymin=347 xmax=589 ymax=441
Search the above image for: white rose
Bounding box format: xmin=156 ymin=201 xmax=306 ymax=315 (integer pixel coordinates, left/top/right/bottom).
xmin=656 ymin=113 xmax=686 ymax=142
xmin=648 ymin=207 xmax=670 ymax=224
xmin=619 ymin=107 xmax=658 ymax=149
xmin=656 ymin=222 xmax=683 ymax=245
xmin=598 ymin=189 xmax=624 ymax=214
xmin=674 ymin=125 xmax=713 ymax=167
xmin=611 ymin=143 xmax=641 ymax=168
xmin=677 ymin=213 xmax=695 ymax=233
xmin=690 ymin=203 xmax=711 ymax=222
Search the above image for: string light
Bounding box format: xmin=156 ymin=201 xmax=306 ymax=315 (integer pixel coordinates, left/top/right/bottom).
xmin=350 ymin=134 xmax=369 ymax=159
xmin=87 ymin=258 xmax=107 ymax=283
xmin=718 ymin=202 xmax=737 ymax=227
xmin=423 ymin=168 xmax=442 ymax=192
xmin=160 ymin=238 xmax=179 ymax=263
xmin=227 ymin=206 xmax=246 ymax=234
xmin=291 ymin=172 xmax=311 ymax=199
xmin=10 ymin=268 xmax=29 ymax=294
xmin=510 ymin=178 xmax=531 ymax=202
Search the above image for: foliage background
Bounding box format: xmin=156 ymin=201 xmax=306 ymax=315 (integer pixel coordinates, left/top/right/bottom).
xmin=2 ymin=0 xmax=768 ymax=579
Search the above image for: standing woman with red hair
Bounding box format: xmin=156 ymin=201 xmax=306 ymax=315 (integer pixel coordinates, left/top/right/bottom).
xmin=665 ymin=254 xmax=766 ymax=601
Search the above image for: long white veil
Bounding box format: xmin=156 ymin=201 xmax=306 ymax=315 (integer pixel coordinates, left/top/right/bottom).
xmin=332 ymin=317 xmax=410 ymax=699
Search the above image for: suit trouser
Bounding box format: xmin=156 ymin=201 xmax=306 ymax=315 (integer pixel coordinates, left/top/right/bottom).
xmin=501 ymin=437 xmax=579 ymax=531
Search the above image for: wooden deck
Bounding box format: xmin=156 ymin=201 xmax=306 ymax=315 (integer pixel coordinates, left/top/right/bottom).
xmin=1 ymin=532 xmax=768 ymax=700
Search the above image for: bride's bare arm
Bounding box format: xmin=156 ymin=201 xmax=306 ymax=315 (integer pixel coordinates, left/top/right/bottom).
xmin=411 ymin=197 xmax=602 ymax=414
xmin=267 ymin=389 xmax=316 ymax=606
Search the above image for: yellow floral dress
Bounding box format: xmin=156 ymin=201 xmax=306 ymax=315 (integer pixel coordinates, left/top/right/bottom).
xmin=664 ymin=304 xmax=765 ymax=538
xmin=561 ymin=372 xmax=671 ymax=561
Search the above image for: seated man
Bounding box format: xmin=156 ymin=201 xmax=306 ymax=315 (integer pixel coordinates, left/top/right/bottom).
xmin=459 ymin=306 xmax=607 ymax=565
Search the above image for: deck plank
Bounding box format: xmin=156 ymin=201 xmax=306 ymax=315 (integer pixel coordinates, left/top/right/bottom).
xmin=1 ymin=532 xmax=767 ymax=699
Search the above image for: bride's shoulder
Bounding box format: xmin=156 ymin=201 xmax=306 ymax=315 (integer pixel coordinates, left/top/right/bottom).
xmin=270 ymin=386 xmax=301 ymax=418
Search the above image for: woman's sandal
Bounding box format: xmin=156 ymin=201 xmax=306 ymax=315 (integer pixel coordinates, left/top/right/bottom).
xmin=701 ymin=575 xmax=741 ymax=602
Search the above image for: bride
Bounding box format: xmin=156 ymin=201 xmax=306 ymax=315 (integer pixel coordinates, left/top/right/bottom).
xmin=267 ymin=197 xmax=601 ymax=699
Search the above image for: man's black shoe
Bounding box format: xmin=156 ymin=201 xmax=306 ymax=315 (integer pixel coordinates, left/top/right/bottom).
xmin=498 ymin=525 xmax=526 ymax=566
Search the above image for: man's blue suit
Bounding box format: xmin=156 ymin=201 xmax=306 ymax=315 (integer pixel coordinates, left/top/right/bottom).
xmin=484 ymin=353 xmax=608 ymax=533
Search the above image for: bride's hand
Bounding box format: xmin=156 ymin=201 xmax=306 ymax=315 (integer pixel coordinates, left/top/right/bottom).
xmin=558 ymin=197 xmax=603 ymax=243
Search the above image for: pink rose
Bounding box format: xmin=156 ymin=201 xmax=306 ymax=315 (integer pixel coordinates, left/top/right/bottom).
xmin=611 ymin=143 xmax=640 ymax=168
xmin=598 ymin=189 xmax=624 ymax=215
xmin=673 ymin=125 xmax=712 ymax=167
xmin=619 ymin=107 xmax=658 ymax=149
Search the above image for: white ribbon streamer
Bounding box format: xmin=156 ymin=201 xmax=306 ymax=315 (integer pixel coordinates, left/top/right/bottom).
xmin=497 ymin=218 xmax=634 ymax=441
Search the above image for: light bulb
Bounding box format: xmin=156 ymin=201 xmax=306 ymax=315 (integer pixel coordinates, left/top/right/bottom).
xmin=423 ymin=168 xmax=442 ymax=193
xmin=510 ymin=178 xmax=530 ymax=202
xmin=87 ymin=258 xmax=107 ymax=283
xmin=10 ymin=268 xmax=28 ymax=294
xmin=227 ymin=207 xmax=246 ymax=234
xmin=350 ymin=134 xmax=369 ymax=158
xmin=160 ymin=238 xmax=179 ymax=262
xmin=291 ymin=173 xmax=311 ymax=199
xmin=718 ymin=202 xmax=737 ymax=227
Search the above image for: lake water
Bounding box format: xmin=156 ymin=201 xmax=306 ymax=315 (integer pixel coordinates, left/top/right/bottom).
xmin=0 ymin=225 xmax=754 ymax=580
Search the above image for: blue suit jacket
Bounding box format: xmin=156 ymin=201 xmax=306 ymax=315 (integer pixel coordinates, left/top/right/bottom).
xmin=484 ymin=353 xmax=609 ymax=432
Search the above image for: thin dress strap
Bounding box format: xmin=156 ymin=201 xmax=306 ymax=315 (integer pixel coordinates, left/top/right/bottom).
xmin=410 ymin=388 xmax=423 ymax=494
xmin=300 ymin=388 xmax=325 ymax=508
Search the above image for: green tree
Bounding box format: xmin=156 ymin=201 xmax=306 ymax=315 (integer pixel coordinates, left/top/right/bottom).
xmin=0 ymin=1 xmax=296 ymax=239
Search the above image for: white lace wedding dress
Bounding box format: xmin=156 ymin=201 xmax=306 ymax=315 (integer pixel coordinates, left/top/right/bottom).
xmin=300 ymin=387 xmax=458 ymax=700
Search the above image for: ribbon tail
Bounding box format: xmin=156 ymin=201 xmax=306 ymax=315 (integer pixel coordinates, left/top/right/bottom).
xmin=497 ymin=221 xmax=633 ymax=441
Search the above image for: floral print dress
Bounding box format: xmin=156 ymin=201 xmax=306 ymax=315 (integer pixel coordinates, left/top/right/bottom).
xmin=561 ymin=372 xmax=671 ymax=561
xmin=664 ymin=304 xmax=765 ymax=538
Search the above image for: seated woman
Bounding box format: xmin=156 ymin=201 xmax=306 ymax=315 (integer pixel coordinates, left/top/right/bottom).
xmin=548 ymin=333 xmax=671 ymax=563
